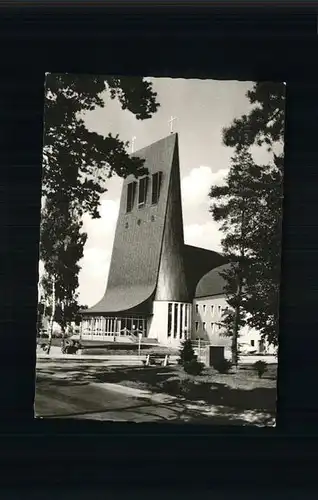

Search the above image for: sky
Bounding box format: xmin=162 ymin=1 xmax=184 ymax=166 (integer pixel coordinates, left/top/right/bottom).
xmin=41 ymin=77 xmax=278 ymax=307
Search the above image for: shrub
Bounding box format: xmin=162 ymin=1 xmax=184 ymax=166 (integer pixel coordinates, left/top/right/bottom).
xmin=184 ymin=360 xmax=205 ymax=376
xmin=215 ymin=359 xmax=232 ymax=374
xmin=253 ymin=360 xmax=267 ymax=378
xmin=178 ymin=339 xmax=197 ymax=366
xmin=162 ymin=378 xmax=182 ymax=395
xmin=61 ymin=340 xmax=82 ymax=354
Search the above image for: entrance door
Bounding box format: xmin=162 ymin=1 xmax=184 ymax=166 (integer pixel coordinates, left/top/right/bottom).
xmin=258 ymin=339 xmax=265 ymax=354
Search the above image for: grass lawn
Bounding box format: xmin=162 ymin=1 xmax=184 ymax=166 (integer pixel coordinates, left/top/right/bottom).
xmin=110 ymin=364 xmax=278 ymax=413
xmin=37 ymin=360 xmax=277 ymax=416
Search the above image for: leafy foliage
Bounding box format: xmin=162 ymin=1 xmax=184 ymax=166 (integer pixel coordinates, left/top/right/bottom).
xmin=184 ymin=360 xmax=205 ymax=376
xmin=40 ymin=198 xmax=86 ymax=336
xmin=40 ymin=74 xmax=160 ymax=334
xmin=61 ymin=339 xmax=82 ymax=355
xmin=223 ymin=82 xmax=285 ymax=152
xmin=43 ymin=74 xmax=159 ymax=216
xmin=178 ymin=339 xmax=197 ymax=366
xmin=253 ymin=360 xmax=268 ymax=379
xmin=214 ymin=358 xmax=233 ymax=374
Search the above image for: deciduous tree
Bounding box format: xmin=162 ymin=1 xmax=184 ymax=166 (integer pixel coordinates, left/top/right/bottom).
xmin=39 ymin=74 xmax=160 ymax=349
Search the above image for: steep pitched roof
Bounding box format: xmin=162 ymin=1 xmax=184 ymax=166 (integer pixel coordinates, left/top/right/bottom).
xmin=194 ymin=263 xmax=232 ymax=298
xmin=184 ymin=245 xmax=227 ymax=298
xmin=85 ymin=134 xmax=178 ymax=314
xmin=155 ymin=139 xmax=190 ymax=302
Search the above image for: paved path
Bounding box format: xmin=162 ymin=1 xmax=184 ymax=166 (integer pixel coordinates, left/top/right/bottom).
xmin=35 ymin=359 xmax=275 ymax=425
xmin=36 ymin=381 xmax=178 ymax=422
xmin=36 ymin=345 xmax=178 ymax=364
xmin=37 ymin=346 xmax=276 ymax=365
xmin=36 ymin=362 xmax=184 ymax=422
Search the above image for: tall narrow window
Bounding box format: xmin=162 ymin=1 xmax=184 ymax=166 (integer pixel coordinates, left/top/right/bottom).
xmin=179 ymin=304 xmax=183 ymax=339
xmin=195 ymin=321 xmax=199 ymax=332
xmin=138 ymin=176 xmax=149 ymax=208
xmin=203 ymin=304 xmax=206 ymax=314
xmin=168 ymin=303 xmax=172 ymax=337
xmin=173 ymin=303 xmax=178 ymax=338
xmin=195 ymin=304 xmax=199 ymax=314
xmin=126 ymin=181 xmax=137 ymax=213
xmin=151 ymin=171 xmax=163 ymax=205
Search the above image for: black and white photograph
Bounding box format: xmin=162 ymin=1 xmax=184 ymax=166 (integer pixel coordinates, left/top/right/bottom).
xmin=35 ymin=75 xmax=285 ymax=425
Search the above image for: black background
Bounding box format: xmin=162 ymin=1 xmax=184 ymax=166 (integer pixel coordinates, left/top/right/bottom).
xmin=0 ymin=1 xmax=317 ymax=496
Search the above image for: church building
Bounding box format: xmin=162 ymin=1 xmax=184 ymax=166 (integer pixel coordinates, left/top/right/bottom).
xmin=80 ymin=133 xmax=273 ymax=353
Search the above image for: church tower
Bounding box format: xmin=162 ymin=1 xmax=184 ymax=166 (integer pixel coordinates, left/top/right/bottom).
xmin=80 ymin=133 xmax=225 ymax=346
xmin=81 ymin=133 xmax=191 ymax=344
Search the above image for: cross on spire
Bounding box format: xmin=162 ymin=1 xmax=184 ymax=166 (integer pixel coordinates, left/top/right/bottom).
xmin=168 ymin=115 xmax=177 ymax=134
xmin=131 ymin=136 xmax=136 ymax=153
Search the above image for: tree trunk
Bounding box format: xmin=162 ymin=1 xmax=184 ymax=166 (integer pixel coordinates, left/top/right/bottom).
xmin=47 ymin=275 xmax=56 ymax=355
xmin=43 ymin=300 xmax=46 ymax=323
xmin=61 ymin=325 xmax=66 ymax=350
xmin=231 ymin=202 xmax=246 ymax=367
xmin=231 ymin=278 xmax=242 ymax=367
xmin=60 ymin=301 xmax=66 ymax=350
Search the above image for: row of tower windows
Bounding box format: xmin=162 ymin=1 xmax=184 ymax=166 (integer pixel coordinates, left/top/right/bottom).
xmin=126 ymin=171 xmax=163 ymax=213
xmin=195 ymin=304 xmax=223 ymax=316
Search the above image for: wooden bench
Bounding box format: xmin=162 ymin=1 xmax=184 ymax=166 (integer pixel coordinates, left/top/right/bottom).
xmin=143 ymin=354 xmax=170 ymax=367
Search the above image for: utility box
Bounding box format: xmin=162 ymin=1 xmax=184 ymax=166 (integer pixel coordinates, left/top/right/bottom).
xmin=208 ymin=345 xmax=225 ymax=369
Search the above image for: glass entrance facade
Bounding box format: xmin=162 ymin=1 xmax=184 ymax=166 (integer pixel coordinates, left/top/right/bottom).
xmin=81 ymin=315 xmax=148 ymax=339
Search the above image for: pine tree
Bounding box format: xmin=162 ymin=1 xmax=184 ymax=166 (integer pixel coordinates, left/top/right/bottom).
xmin=179 ymin=339 xmax=196 ymax=366
xmin=209 ymin=149 xmax=260 ymax=363
xmin=242 ymin=155 xmax=283 ymax=346
xmin=222 ymin=82 xmax=285 ymax=152
xmin=214 ymin=82 xmax=285 ymax=348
